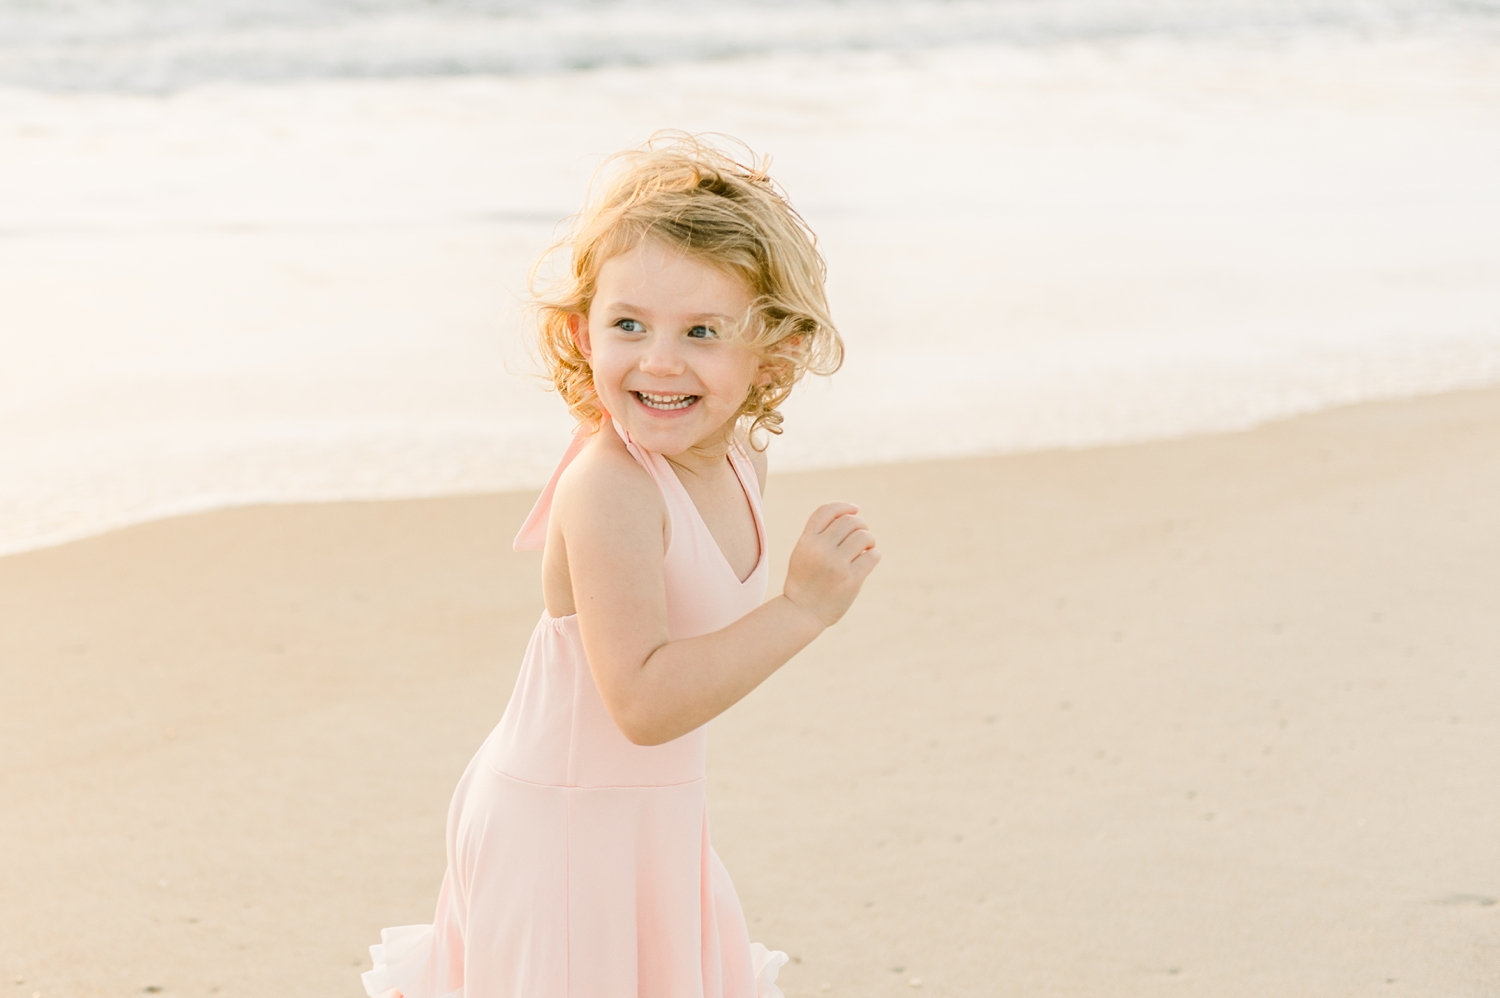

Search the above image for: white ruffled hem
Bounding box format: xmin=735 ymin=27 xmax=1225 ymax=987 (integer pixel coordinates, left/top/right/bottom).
xmin=361 ymin=924 xmax=460 ymax=998
xmin=750 ymin=941 xmax=790 ymax=998
xmin=363 ymin=924 xmax=786 ymax=998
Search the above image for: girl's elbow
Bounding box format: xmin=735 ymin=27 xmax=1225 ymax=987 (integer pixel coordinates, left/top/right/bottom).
xmin=616 ymin=711 xmax=675 ymax=747
xmin=596 ymin=649 xmax=678 ymax=746
xmin=623 ymin=722 xmax=673 ymax=747
xmin=602 ymin=692 xmax=673 ymax=746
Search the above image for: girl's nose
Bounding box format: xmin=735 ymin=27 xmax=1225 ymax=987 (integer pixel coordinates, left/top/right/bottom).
xmin=638 ymin=335 xmax=684 ymax=376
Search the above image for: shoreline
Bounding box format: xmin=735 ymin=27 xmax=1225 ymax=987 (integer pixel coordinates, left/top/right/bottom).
xmin=6 ymin=377 xmax=1500 ymax=564
xmin=3 ymin=384 xmax=1498 ymax=995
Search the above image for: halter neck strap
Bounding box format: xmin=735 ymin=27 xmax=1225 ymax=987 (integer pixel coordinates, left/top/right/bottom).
xmin=512 ymin=421 xmax=597 ymax=552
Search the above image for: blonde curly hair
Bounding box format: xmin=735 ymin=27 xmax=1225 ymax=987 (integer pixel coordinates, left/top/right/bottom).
xmin=531 ymin=132 xmax=842 ymax=445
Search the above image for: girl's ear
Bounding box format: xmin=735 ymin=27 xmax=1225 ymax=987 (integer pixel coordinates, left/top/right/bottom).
xmin=569 ymin=313 xmax=592 ymax=360
xmin=756 ymin=334 xmax=803 ymax=386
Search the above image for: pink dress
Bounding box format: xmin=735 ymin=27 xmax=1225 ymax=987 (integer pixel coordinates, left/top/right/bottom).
xmin=362 ymin=420 xmax=787 ymax=998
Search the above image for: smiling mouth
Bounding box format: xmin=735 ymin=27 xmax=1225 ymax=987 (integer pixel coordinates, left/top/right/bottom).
xmin=633 ymin=391 xmax=699 ymax=411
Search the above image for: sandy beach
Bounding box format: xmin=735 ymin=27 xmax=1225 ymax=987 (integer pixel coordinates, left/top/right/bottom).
xmin=2 ymin=384 xmax=1496 ymax=996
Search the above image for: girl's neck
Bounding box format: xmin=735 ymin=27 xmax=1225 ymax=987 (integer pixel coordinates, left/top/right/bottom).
xmin=664 ymin=434 xmax=735 ymax=480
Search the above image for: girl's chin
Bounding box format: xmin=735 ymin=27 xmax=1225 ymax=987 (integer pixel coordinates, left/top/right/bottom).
xmin=606 ymin=403 xmax=738 ymax=453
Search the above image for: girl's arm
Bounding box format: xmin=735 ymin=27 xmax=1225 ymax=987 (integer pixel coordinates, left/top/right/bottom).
xmin=554 ymin=439 xmax=877 ymax=747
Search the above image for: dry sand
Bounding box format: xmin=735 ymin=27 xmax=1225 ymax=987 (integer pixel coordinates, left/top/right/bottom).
xmin=2 ymin=386 xmax=1498 ymax=997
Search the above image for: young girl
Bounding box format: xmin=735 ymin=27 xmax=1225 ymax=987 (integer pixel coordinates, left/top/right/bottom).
xmin=362 ymin=133 xmax=879 ymax=998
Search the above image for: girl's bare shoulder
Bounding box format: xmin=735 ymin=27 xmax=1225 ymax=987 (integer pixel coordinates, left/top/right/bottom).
xmin=553 ymin=426 xmax=665 ymax=534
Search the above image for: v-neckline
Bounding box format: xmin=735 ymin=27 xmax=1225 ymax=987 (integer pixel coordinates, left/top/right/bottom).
xmin=664 ymin=446 xmax=765 ymax=586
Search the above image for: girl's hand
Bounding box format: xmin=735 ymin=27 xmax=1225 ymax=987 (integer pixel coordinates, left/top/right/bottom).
xmin=783 ymin=502 xmax=880 ymax=628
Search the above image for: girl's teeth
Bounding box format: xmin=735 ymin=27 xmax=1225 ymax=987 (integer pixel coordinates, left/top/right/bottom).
xmin=636 ymin=392 xmax=696 ymax=410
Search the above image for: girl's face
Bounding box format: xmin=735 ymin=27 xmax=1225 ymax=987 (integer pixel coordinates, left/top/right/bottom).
xmin=578 ymin=239 xmax=763 ymax=465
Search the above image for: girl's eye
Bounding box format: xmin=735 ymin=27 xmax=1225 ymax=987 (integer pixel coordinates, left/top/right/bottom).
xmin=687 ymin=325 xmax=718 ymax=340
xmin=614 ymin=318 xmax=643 ymax=333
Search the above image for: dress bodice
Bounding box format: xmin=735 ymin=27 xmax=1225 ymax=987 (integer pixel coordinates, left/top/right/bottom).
xmin=489 ymin=419 xmax=769 ymax=788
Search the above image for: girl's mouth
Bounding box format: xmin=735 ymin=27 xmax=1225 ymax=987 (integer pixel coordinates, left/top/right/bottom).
xmin=633 ymin=391 xmax=699 ymax=411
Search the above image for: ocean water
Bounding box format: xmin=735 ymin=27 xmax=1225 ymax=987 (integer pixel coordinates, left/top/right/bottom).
xmin=3 ymin=0 xmax=1495 ymax=93
xmin=2 ymin=1 xmax=1499 ymax=556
